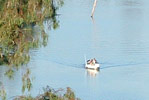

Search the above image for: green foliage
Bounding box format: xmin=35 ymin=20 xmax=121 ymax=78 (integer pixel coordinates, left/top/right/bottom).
xmin=0 ymin=0 xmax=63 ymax=68
xmin=15 ymin=86 xmax=80 ymax=100
xmin=64 ymin=87 xmax=77 ymax=100
xmin=22 ymin=69 xmax=32 ymax=93
xmin=0 ymin=83 xmax=7 ymax=100
xmin=4 ymin=69 xmax=14 ymax=79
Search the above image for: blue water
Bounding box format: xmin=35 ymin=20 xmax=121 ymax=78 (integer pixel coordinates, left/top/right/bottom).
xmin=1 ymin=0 xmax=149 ymax=100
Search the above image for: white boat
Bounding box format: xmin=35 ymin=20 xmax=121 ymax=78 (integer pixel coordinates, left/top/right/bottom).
xmin=84 ymin=56 xmax=100 ymax=70
xmin=85 ymin=63 xmax=100 ymax=70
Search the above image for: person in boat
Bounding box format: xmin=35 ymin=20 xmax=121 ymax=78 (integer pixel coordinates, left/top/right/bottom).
xmin=93 ymin=58 xmax=97 ymax=63
xmin=87 ymin=59 xmax=91 ymax=64
xmin=87 ymin=58 xmax=97 ymax=65
xmin=91 ymin=58 xmax=97 ymax=65
xmin=87 ymin=59 xmax=92 ymax=64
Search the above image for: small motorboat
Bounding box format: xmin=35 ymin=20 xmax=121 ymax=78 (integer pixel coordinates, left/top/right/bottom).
xmin=85 ymin=58 xmax=100 ymax=70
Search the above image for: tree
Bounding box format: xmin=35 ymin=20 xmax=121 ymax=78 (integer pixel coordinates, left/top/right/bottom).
xmin=0 ymin=0 xmax=63 ymax=68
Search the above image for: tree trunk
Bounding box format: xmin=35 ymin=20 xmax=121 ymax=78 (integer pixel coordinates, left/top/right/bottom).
xmin=91 ymin=0 xmax=97 ymax=18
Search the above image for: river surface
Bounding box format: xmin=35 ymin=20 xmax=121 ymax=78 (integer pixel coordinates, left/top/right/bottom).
xmin=1 ymin=0 xmax=149 ymax=100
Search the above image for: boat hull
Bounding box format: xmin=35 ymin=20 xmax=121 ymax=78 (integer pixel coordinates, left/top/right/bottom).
xmin=85 ymin=63 xmax=100 ymax=70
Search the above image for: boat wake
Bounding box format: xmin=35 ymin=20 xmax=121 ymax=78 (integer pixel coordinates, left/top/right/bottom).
xmin=49 ymin=59 xmax=148 ymax=70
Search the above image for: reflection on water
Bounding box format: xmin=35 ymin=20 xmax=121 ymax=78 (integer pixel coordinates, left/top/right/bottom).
xmin=0 ymin=83 xmax=6 ymax=100
xmin=86 ymin=69 xmax=99 ymax=77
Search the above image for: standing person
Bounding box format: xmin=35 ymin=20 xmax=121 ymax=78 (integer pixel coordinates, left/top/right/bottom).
xmin=92 ymin=58 xmax=96 ymax=65
xmin=93 ymin=58 xmax=97 ymax=63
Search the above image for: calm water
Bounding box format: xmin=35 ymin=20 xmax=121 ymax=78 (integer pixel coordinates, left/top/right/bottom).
xmin=1 ymin=0 xmax=149 ymax=100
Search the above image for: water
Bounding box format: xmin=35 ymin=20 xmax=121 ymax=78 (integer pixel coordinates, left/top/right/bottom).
xmin=1 ymin=0 xmax=149 ymax=100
